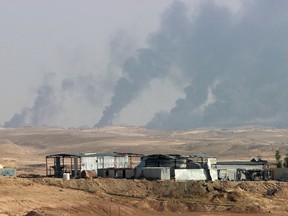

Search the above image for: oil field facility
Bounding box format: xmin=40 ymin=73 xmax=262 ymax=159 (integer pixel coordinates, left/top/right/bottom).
xmin=46 ymin=152 xmax=276 ymax=181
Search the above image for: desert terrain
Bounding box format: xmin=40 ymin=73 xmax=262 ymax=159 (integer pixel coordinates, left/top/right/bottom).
xmin=1 ymin=126 xmax=288 ymax=215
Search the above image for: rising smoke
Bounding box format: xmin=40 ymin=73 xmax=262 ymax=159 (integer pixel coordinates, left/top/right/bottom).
xmin=4 ymin=82 xmax=58 ymax=128
xmin=4 ymin=73 xmax=105 ymax=128
xmin=4 ymin=28 xmax=135 ymax=128
xmin=96 ymin=0 xmax=288 ymax=129
xmin=95 ymin=1 xmax=189 ymax=127
xmin=5 ymin=0 xmax=288 ymax=129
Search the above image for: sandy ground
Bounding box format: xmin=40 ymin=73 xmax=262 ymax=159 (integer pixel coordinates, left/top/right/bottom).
xmin=1 ymin=126 xmax=288 ymax=215
xmin=0 ymin=176 xmax=287 ymax=216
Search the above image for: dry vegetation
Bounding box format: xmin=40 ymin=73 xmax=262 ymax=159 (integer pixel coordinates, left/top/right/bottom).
xmin=1 ymin=126 xmax=288 ymax=215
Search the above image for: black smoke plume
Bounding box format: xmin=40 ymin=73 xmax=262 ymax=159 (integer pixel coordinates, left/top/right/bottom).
xmin=97 ymin=0 xmax=288 ymax=129
xmin=4 ymin=84 xmax=57 ymax=128
xmin=95 ymin=1 xmax=188 ymax=127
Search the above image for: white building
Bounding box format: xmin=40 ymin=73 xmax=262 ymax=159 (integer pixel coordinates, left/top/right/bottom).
xmin=46 ymin=152 xmax=138 ymax=178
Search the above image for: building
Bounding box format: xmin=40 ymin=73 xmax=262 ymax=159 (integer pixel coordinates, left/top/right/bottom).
xmin=46 ymin=152 xmax=272 ymax=181
xmin=135 ymin=154 xmax=217 ymax=181
xmin=46 ymin=152 xmax=142 ymax=178
xmin=217 ymin=157 xmax=270 ymax=180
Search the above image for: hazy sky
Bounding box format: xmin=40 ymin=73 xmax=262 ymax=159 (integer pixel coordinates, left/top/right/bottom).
xmin=0 ymin=0 xmax=175 ymax=127
xmin=2 ymin=0 xmax=288 ymax=129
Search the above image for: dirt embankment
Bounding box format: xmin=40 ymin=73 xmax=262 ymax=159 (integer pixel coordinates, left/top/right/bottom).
xmin=1 ymin=176 xmax=288 ymax=216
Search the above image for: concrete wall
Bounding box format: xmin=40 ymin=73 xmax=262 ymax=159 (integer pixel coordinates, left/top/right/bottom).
xmin=175 ymin=169 xmax=209 ymax=181
xmin=97 ymin=169 xmax=119 ymax=178
xmin=97 ymin=168 xmax=135 ymax=178
xmin=272 ymin=168 xmax=288 ymax=180
xmin=218 ymin=169 xmax=240 ymax=181
xmin=125 ymin=169 xmax=135 ymax=179
xmin=218 ymin=169 xmax=228 ymax=180
xmin=207 ymin=158 xmax=217 ymax=169
xmin=107 ymin=169 xmax=126 ymax=178
xmin=227 ymin=169 xmax=237 ymax=180
xmin=97 ymin=169 xmax=108 ymax=178
xmin=108 ymin=169 xmax=116 ymax=178
xmin=136 ymin=167 xmax=170 ymax=180
xmin=209 ymin=168 xmax=218 ymax=181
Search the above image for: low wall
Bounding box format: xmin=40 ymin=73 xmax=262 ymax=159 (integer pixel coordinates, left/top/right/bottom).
xmin=175 ymin=169 xmax=209 ymax=181
xmin=272 ymin=168 xmax=288 ymax=180
xmin=136 ymin=167 xmax=170 ymax=180
xmin=209 ymin=168 xmax=218 ymax=181
xmin=97 ymin=168 xmax=135 ymax=178
xmin=227 ymin=169 xmax=237 ymax=181
xmin=125 ymin=169 xmax=135 ymax=179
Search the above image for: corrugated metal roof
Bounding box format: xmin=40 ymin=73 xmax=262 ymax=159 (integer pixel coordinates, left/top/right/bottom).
xmin=47 ymin=152 xmax=214 ymax=158
xmin=113 ymin=152 xmax=144 ymax=156
xmin=46 ymin=152 xmax=128 ymax=158
xmin=145 ymin=153 xmax=214 ymax=159
xmin=46 ymin=153 xmax=82 ymax=158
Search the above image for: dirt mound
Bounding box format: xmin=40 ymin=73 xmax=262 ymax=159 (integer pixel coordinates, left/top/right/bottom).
xmin=32 ymin=178 xmax=288 ymax=214
xmin=2 ymin=176 xmax=288 ymax=215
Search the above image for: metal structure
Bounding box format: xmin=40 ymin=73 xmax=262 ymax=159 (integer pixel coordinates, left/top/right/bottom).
xmin=45 ymin=152 xmax=271 ymax=181
xmin=138 ymin=154 xmax=215 ymax=169
xmin=217 ymin=158 xmax=270 ymax=181
xmin=136 ymin=153 xmax=217 ymax=180
xmin=46 ymin=152 xmax=142 ymax=178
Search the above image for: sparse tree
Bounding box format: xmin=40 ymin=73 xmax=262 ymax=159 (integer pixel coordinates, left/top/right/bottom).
xmin=275 ymin=150 xmax=283 ymax=168
xmin=283 ymin=154 xmax=288 ymax=168
xmin=275 ymin=150 xmax=281 ymax=161
xmin=277 ymin=160 xmax=283 ymax=168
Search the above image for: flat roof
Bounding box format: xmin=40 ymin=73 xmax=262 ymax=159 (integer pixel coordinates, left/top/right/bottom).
xmin=144 ymin=153 xmax=215 ymax=159
xmin=217 ymin=161 xmax=267 ymax=166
